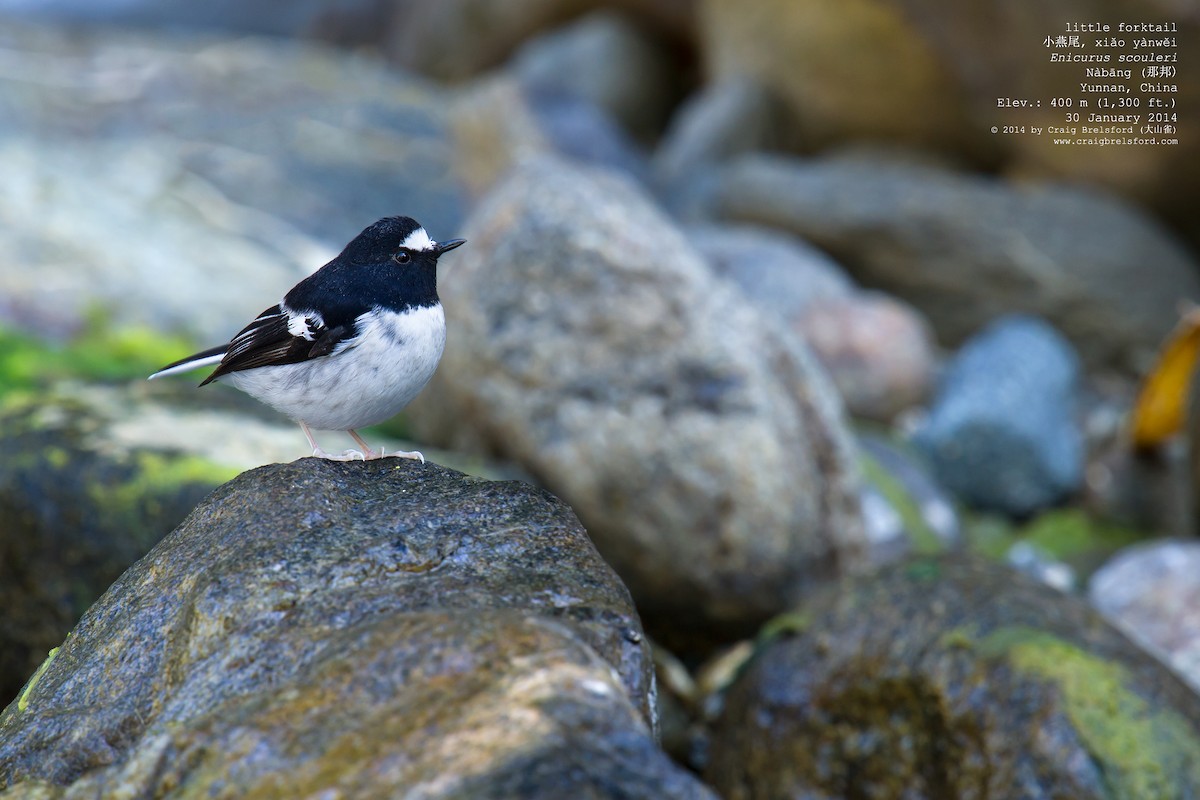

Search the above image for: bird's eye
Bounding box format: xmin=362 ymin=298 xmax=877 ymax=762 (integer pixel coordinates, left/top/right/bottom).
xmin=394 ymin=250 xmax=411 ymax=264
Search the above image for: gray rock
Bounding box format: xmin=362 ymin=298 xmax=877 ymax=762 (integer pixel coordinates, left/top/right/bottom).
xmin=514 ymin=10 xmax=681 ymax=141
xmin=688 ymin=225 xmax=934 ymax=421
xmin=450 ymin=77 xmax=646 ymax=200
xmin=686 ymin=224 xmax=855 ymax=321
xmin=712 ymin=153 xmax=1200 ymax=373
xmin=527 ymin=91 xmax=650 ymax=182
xmin=706 ymin=555 xmax=1200 ymax=799
xmin=407 ymin=156 xmax=866 ymax=651
xmin=0 ymin=0 xmax=388 ymax=40
xmin=1090 ymin=540 xmax=1200 ymax=694
xmin=0 ymin=21 xmax=463 ymax=342
xmin=1 ymin=460 xmax=716 ymax=798
xmin=913 ymin=314 xmax=1083 ymax=516
xmin=655 ymin=79 xmax=782 ymax=212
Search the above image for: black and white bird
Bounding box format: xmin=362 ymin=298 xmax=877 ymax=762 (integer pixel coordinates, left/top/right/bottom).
xmin=149 ymin=216 xmax=465 ymax=462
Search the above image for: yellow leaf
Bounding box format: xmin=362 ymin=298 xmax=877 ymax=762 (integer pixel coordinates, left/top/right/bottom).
xmin=1130 ymin=305 xmax=1200 ymax=449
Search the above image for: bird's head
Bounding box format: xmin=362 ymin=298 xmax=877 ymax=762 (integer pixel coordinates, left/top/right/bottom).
xmin=344 ymin=216 xmax=466 ymax=268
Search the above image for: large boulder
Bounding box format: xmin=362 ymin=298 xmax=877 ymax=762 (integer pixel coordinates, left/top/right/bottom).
xmin=0 ymin=459 xmax=714 ymax=798
xmin=706 ymin=555 xmax=1200 ymax=798
xmin=711 ymin=153 xmax=1200 ymax=372
xmin=408 ymin=157 xmax=866 ymax=649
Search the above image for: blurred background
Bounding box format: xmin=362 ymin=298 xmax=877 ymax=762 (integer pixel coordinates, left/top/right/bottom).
xmin=2 ymin=0 xmax=1200 ymax=794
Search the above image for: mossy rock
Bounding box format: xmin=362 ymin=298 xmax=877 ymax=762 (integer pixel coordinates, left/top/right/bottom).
xmin=0 ymin=459 xmax=713 ymax=798
xmin=0 ymin=391 xmax=239 ymax=707
xmin=706 ymin=554 xmax=1200 ymax=798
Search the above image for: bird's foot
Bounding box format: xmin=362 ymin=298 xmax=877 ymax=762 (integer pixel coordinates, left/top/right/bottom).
xmin=376 ymin=447 xmax=426 ymax=463
xmin=347 ymin=430 xmax=425 ymax=463
xmin=312 ymin=447 xmax=368 ymax=462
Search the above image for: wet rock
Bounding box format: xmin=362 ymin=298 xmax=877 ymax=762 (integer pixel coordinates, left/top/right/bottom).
xmin=0 ymin=460 xmax=714 ymax=798
xmin=0 ymin=381 xmax=501 ymax=708
xmin=698 ymin=0 xmax=979 ymax=155
xmin=913 ymin=315 xmax=1083 ymax=516
xmin=514 ymin=10 xmax=682 ymax=142
xmin=1090 ymin=540 xmax=1200 ymax=693
xmin=706 ymin=555 xmax=1200 ymax=799
xmin=0 ymin=387 xmax=239 ymax=707
xmin=713 ymin=153 xmax=1200 ymax=373
xmin=0 ymin=21 xmax=463 ymax=342
xmin=407 ymin=156 xmax=866 ymax=651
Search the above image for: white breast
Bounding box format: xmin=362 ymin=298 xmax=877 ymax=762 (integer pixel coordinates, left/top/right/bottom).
xmin=226 ymin=304 xmax=446 ymax=431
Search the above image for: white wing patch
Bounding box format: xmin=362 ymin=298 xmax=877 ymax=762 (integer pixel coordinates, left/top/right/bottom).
xmin=282 ymin=305 xmax=325 ymax=341
xmin=400 ymin=227 xmax=435 ymax=252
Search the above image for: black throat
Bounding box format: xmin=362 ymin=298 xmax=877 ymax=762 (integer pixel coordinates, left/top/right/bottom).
xmin=285 ymin=257 xmax=439 ymax=329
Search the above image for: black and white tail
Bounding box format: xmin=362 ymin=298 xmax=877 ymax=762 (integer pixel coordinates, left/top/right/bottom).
xmin=147 ymin=345 xmax=228 ymax=381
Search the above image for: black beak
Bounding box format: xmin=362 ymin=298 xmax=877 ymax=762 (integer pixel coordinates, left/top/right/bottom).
xmin=435 ymin=238 xmax=466 ymax=256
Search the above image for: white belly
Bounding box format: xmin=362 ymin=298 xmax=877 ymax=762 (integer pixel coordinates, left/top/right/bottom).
xmin=226 ymin=304 xmax=446 ymax=431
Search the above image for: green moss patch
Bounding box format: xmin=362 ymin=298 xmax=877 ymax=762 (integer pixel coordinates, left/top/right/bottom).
xmin=0 ymin=316 xmax=194 ymax=393
xmin=1019 ymin=509 xmax=1144 ymax=562
xmin=977 ymin=626 xmax=1200 ymax=798
xmin=88 ymin=452 xmax=240 ymax=524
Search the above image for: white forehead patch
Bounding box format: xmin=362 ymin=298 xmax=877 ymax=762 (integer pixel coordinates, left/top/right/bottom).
xmin=400 ymin=227 xmax=435 ymax=252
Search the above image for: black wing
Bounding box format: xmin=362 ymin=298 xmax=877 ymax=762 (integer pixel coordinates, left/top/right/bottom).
xmin=199 ymin=305 xmax=355 ymax=386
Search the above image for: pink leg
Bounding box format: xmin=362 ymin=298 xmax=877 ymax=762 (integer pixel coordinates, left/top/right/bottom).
xmin=301 ymin=422 xmax=366 ymax=461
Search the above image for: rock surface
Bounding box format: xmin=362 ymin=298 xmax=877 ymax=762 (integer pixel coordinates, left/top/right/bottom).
xmin=0 ymin=387 xmax=237 ymax=708
xmin=687 ymin=224 xmax=855 ymax=321
xmin=884 ymin=0 xmax=1200 ymax=242
xmin=408 ymin=156 xmax=866 ymax=650
xmin=697 ymin=0 xmax=1200 ymax=245
xmin=795 ymin=292 xmax=936 ymax=422
xmin=0 ymin=380 xmax=504 ymax=709
xmin=1090 ymin=540 xmax=1200 ymax=693
xmin=689 ymin=225 xmax=935 ymax=421
xmin=698 ymin=0 xmax=979 ymax=155
xmin=653 ymin=79 xmax=781 ymax=211
xmin=0 ymin=21 xmax=463 ymax=342
xmin=514 ymin=10 xmax=681 ymax=142
xmin=0 ymin=459 xmax=715 ymax=798
xmin=712 ymin=153 xmax=1200 ymax=373
xmin=380 ymin=0 xmax=694 ymax=81
xmin=450 ymin=77 xmax=647 ymax=201
xmin=914 ymin=315 xmax=1083 ymax=516
xmin=706 ymin=555 xmax=1200 ymax=799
